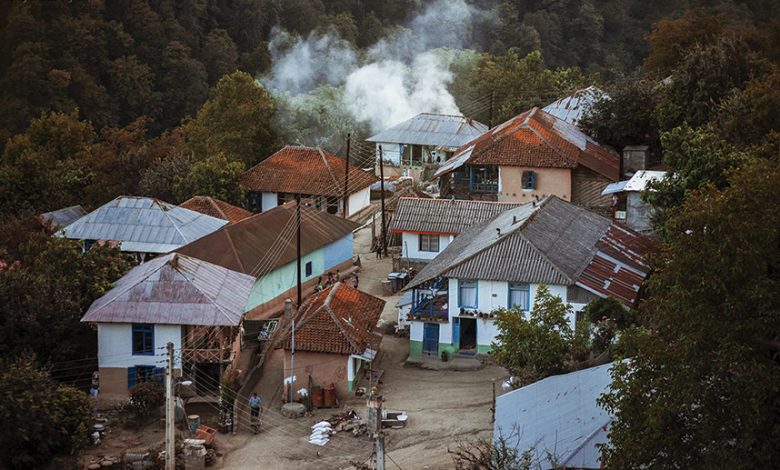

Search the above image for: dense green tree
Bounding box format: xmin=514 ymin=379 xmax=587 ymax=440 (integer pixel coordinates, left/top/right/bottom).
xmin=579 ymin=79 xmax=661 ymax=154
xmin=714 ymin=67 xmax=780 ymax=149
xmin=204 ymin=29 xmax=239 ymax=84
xmin=0 ymin=357 xmax=92 ymax=469
xmin=600 ymin=156 xmax=780 ymax=469
xmin=184 ymin=71 xmax=279 ymax=166
xmin=279 ymin=0 xmax=325 ymax=35
xmin=173 ymin=153 xmax=246 ymax=205
xmin=644 ymin=125 xmax=747 ymax=233
xmin=0 ymin=110 xmax=95 ymax=216
xmin=0 ymin=232 xmax=132 ymax=364
xmin=157 ymin=41 xmax=209 ymax=131
xmin=491 ymin=285 xmax=587 ymax=385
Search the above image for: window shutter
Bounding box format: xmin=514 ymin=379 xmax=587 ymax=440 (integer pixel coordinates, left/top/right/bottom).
xmin=528 ymin=171 xmax=536 ymax=188
xmin=153 ymin=367 xmax=165 ymax=384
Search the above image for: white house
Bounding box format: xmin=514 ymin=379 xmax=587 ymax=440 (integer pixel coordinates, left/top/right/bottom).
xmin=494 ymin=361 xmax=617 ymax=469
xmin=366 ymin=113 xmax=488 ymax=180
xmin=241 ymin=145 xmax=377 ymax=217
xmin=602 ymin=170 xmax=666 ymax=233
xmin=388 ymin=197 xmax=522 ymax=269
xmin=402 ymin=196 xmax=655 ymax=359
xmin=81 ymin=253 xmax=256 ymax=397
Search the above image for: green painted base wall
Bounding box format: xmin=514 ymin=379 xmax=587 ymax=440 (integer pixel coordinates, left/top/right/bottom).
xmin=348 ymin=360 xmax=363 ymax=392
xmin=409 ymin=340 xmax=423 ymax=358
xmin=476 ymin=344 xmax=493 ymax=354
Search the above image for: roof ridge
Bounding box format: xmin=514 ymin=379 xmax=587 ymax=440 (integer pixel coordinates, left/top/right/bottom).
xmin=525 ymin=113 xmax=578 ymax=167
xmin=318 ymin=148 xmax=341 ymax=194
xmin=174 ymin=254 xmax=240 ymax=325
xmin=324 ymin=284 xmax=362 ymax=353
xmin=159 ymin=202 xmax=190 ymax=243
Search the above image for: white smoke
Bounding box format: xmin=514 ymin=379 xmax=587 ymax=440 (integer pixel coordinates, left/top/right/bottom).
xmin=262 ymin=0 xmax=491 ymax=137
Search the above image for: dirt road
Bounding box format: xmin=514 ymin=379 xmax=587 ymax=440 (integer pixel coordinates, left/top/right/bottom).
xmin=221 ymin=224 xmax=508 ymax=469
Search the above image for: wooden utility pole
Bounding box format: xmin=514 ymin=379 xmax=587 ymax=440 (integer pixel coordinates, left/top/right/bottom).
xmin=296 ymin=193 xmax=302 ymax=307
xmin=367 ymin=393 xmax=385 ymax=470
xmin=165 ymin=342 xmax=175 ymax=470
xmin=284 ymin=299 xmax=295 ymax=403
xmin=343 ymin=133 xmax=351 ymax=218
xmin=378 ymin=145 xmax=388 ymax=258
xmin=488 ymin=90 xmax=495 ymax=129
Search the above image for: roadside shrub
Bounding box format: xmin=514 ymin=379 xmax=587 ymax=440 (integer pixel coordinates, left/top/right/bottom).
xmin=126 ymin=381 xmax=164 ymax=422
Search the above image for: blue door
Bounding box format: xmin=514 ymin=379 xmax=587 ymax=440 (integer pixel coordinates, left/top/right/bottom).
xmin=422 ymin=323 xmax=439 ymax=356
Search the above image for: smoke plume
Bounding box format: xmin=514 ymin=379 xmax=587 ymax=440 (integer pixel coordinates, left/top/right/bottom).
xmin=262 ymin=0 xmax=492 ymax=142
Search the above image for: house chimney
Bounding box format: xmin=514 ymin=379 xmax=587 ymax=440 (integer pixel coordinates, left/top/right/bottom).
xmin=512 ymin=215 xmax=517 ymax=224
xmin=622 ymin=145 xmax=650 ymax=177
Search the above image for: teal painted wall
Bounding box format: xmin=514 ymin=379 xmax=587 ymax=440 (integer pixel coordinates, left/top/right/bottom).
xmin=409 ymin=340 xmax=423 ymax=358
xmin=245 ymin=248 xmax=324 ymax=311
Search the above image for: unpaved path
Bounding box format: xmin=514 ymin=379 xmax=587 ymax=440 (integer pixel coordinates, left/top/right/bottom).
xmin=222 ymin=223 xmax=507 ymax=469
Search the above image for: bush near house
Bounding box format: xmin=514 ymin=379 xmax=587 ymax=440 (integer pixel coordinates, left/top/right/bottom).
xmin=124 ymin=381 xmax=165 ymax=426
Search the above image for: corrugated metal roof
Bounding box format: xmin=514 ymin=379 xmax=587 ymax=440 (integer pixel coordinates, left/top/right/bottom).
xmin=366 ymin=113 xmax=488 ymax=150
xmin=542 ymin=85 xmax=606 ymax=127
xmin=56 ymin=196 xmax=228 ymax=253
xmin=38 ymin=205 xmax=87 ymax=231
xmin=81 ymin=253 xmax=255 ymax=326
xmin=434 ymin=108 xmax=619 ymax=181
xmin=176 ymin=201 xmax=359 ymax=277
xmin=494 ymin=362 xmax=616 ymax=470
xmin=601 ymin=180 xmax=629 ymax=196
xmin=406 ymin=197 xmax=654 ymax=307
xmin=389 ymin=198 xmax=523 ymax=234
xmin=623 ymin=170 xmax=666 ymax=192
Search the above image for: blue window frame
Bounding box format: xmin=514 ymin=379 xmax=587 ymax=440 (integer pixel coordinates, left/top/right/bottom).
xmin=509 ymin=282 xmax=530 ymax=310
xmin=132 ymin=323 xmax=154 ymax=355
xmin=128 ymin=365 xmax=164 ymax=389
xmin=458 ymin=279 xmax=478 ymax=308
xmin=305 ymin=261 xmax=313 ymax=277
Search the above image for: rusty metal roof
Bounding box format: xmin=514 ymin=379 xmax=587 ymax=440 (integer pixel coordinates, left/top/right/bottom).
xmin=179 ymin=196 xmax=253 ymax=224
xmin=241 ymin=145 xmax=378 ymax=196
xmin=280 ymin=282 xmax=385 ymax=355
xmin=542 ymin=85 xmax=606 ymax=127
xmin=389 ymin=197 xmax=523 ymax=234
xmin=81 ymin=253 xmax=255 ymax=326
xmin=434 ymin=107 xmax=619 ymax=181
xmin=176 ymin=201 xmax=359 ymax=277
xmin=406 ymin=196 xmax=654 ymax=307
xmin=367 ymin=113 xmax=488 ymax=150
xmin=56 ymin=196 xmax=228 ymax=253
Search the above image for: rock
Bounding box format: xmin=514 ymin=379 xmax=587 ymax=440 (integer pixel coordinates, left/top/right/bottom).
xmin=280 ymin=402 xmax=306 ymax=418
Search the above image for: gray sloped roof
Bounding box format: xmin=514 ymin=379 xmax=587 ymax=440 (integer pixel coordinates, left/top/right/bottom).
xmin=366 ymin=113 xmax=488 ymax=150
xmin=406 ymin=196 xmax=611 ymax=289
xmin=82 ymin=253 xmax=255 ymax=326
xmin=494 ymin=361 xmax=616 ymax=469
xmin=38 ymin=205 xmax=87 ymax=231
xmin=56 ymin=196 xmax=228 ymax=253
xmin=542 ymin=85 xmax=607 ymax=127
xmin=389 ymin=198 xmax=523 ymax=234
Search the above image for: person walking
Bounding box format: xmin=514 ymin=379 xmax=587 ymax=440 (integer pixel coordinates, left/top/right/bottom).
xmin=249 ymin=393 xmax=262 ymax=418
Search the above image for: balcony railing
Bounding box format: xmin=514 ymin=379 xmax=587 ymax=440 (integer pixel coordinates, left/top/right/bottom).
xmin=182 ymin=348 xmax=232 ymax=364
xmin=471 ymin=181 xmax=498 ymax=193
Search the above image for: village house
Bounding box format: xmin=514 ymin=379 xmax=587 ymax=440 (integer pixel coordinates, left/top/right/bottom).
xmin=281 ymin=282 xmax=384 ymax=401
xmin=366 ymin=113 xmax=488 ymax=180
xmin=81 ymin=253 xmax=255 ymax=397
xmin=389 ymin=197 xmax=522 ymax=269
xmin=602 ymin=170 xmax=667 ymax=233
xmin=434 ymin=107 xmax=620 ymax=215
xmin=402 ymin=196 xmax=654 ymax=359
xmin=179 ymin=196 xmax=253 ymax=224
xmin=176 ymin=201 xmax=359 ymax=320
xmin=56 ymin=196 xmax=228 ymax=259
xmin=241 ymin=145 xmax=377 ymax=217
xmin=494 ymin=361 xmax=616 ymax=469
xmin=542 ymin=85 xmax=606 ymax=127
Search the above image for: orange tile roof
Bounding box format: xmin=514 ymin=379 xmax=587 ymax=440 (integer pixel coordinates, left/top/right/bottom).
xmin=281 ymin=283 xmax=385 ymax=355
xmin=179 ymin=196 xmax=253 ymax=224
xmin=241 ymin=146 xmax=378 ymax=197
xmin=456 ymin=108 xmax=620 ymax=181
